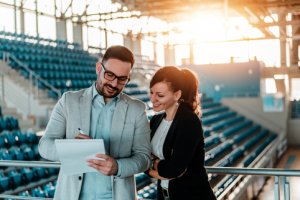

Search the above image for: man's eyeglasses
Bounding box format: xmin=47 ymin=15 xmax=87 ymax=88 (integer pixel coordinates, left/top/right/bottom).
xmin=101 ymin=63 xmax=130 ymax=85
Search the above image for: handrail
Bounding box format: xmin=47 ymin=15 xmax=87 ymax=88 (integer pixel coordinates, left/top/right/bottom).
xmin=0 ymin=70 xmax=5 ymax=108
xmin=0 ymin=160 xmax=297 ymax=200
xmin=206 ymin=166 xmax=300 ymax=176
xmin=1 ymin=160 xmax=299 ymax=177
xmin=0 ymin=160 xmax=60 ymax=168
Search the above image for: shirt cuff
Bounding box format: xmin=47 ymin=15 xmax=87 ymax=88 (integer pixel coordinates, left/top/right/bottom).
xmin=116 ymin=160 xmax=122 ymax=177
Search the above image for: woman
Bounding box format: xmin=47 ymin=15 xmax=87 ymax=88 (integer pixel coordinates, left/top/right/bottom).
xmin=147 ymin=66 xmax=216 ymax=200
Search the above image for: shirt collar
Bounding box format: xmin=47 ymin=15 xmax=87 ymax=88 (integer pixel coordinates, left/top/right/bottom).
xmin=92 ymin=83 xmax=121 ymax=103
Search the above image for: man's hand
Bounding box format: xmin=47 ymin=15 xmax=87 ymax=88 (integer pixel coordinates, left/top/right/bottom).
xmin=75 ymin=133 xmax=91 ymax=139
xmin=87 ymin=154 xmax=118 ymax=176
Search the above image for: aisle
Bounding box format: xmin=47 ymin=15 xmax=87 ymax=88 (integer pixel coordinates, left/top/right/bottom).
xmin=257 ymin=146 xmax=300 ymax=200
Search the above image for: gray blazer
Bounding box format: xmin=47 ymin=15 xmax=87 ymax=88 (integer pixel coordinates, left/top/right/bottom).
xmin=38 ymin=85 xmax=151 ymax=200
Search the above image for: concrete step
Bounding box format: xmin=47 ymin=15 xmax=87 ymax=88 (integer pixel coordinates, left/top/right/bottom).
xmin=1 ymin=105 xmax=38 ymax=131
xmin=19 ymin=117 xmax=38 ymax=131
xmin=39 ymin=98 xmax=56 ymax=105
xmin=2 ymin=107 xmax=23 ymax=119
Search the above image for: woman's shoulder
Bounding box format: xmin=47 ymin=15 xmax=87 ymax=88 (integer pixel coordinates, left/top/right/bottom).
xmin=179 ymin=103 xmax=199 ymax=119
xmin=177 ymin=104 xmax=202 ymax=127
xmin=150 ymin=112 xmax=165 ymax=122
xmin=150 ymin=112 xmax=165 ymax=127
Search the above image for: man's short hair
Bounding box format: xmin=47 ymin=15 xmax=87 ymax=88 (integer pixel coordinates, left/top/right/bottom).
xmin=102 ymin=45 xmax=135 ymax=68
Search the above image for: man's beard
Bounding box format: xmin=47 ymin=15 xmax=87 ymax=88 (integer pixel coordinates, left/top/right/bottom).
xmin=96 ymin=81 xmax=121 ymax=98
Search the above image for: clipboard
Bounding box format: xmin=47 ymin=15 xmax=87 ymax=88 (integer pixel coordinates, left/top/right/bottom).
xmin=55 ymin=139 xmax=105 ymax=175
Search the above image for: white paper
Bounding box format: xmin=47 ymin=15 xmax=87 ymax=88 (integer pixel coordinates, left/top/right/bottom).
xmin=55 ymin=139 xmax=105 ymax=175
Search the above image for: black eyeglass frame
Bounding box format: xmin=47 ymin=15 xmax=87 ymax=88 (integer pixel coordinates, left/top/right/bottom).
xmin=100 ymin=63 xmax=130 ymax=85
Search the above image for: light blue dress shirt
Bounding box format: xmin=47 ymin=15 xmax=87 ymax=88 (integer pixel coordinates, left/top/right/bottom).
xmin=79 ymin=84 xmax=120 ymax=200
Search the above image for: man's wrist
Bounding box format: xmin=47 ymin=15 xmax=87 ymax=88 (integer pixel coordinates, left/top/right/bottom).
xmin=115 ymin=160 xmax=122 ymax=177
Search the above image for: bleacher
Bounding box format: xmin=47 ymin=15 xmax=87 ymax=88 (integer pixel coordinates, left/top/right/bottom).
xmin=0 ymin=31 xmax=97 ymax=99
xmin=0 ymin=106 xmax=59 ymax=198
xmin=200 ymin=95 xmax=277 ymax=196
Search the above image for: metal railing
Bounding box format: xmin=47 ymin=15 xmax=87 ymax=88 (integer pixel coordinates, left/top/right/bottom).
xmin=0 ymin=160 xmax=299 ymax=200
xmin=206 ymin=167 xmax=300 ymax=200
xmin=2 ymin=51 xmax=61 ymax=98
xmin=0 ymin=70 xmax=5 ymax=108
xmin=0 ymin=51 xmax=61 ymax=115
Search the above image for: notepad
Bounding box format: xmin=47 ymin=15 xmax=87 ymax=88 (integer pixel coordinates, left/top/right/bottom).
xmin=55 ymin=139 xmax=105 ymax=175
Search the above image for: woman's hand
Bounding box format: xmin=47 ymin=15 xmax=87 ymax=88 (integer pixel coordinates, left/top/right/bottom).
xmin=152 ymin=158 xmax=159 ymax=170
xmin=149 ymin=168 xmax=167 ymax=180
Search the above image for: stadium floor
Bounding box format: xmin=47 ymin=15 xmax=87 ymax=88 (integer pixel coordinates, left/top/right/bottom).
xmin=257 ymin=146 xmax=300 ymax=200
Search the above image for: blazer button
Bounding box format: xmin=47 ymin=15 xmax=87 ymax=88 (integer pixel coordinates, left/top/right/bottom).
xmin=78 ymin=176 xmax=82 ymax=180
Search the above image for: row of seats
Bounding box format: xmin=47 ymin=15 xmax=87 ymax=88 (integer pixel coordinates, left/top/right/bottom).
xmin=27 ymin=62 xmax=95 ymax=73
xmin=135 ymin=173 xmax=153 ymax=190
xmin=0 ymin=130 xmax=38 ymax=148
xmin=291 ymin=100 xmax=300 ymax=118
xmin=0 ymin=144 xmax=39 ymax=161
xmin=0 ymin=31 xmax=97 ymax=98
xmin=203 ymin=116 xmax=245 ymax=137
xmin=0 ymin=40 xmax=90 ymax=59
xmin=10 ymin=51 xmax=96 ymax=66
xmin=0 ymin=116 xmax=19 ymax=132
xmin=0 ymin=167 xmax=58 ymax=192
xmin=0 ymin=31 xmax=81 ymax=50
xmin=200 ymin=96 xmax=278 ymax=198
xmin=137 ymin=183 xmax=157 ymax=200
xmin=0 ymin=106 xmax=59 ymax=197
xmin=36 ymin=71 xmax=96 ymax=81
xmin=214 ymin=134 xmax=277 ymax=197
xmin=243 ymin=134 xmax=278 ymax=167
xmin=205 ymin=125 xmax=263 ymax=165
xmin=202 ymin=106 xmax=229 ymax=118
xmin=202 ymin=111 xmax=237 ymax=126
xmin=28 ymin=181 xmax=56 ymax=198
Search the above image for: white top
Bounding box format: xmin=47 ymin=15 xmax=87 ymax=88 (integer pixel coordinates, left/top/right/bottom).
xmin=151 ymin=118 xmax=172 ymax=189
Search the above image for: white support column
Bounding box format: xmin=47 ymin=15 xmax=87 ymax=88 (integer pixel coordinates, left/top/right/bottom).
xmin=164 ymin=44 xmax=176 ymax=66
xmin=124 ymin=33 xmax=133 ymax=51
xmin=56 ymin=19 xmax=67 ymax=41
xmin=279 ymin=13 xmax=287 ymax=66
xmin=132 ymin=34 xmax=142 ymax=56
xmin=291 ymin=14 xmax=300 ymax=66
xmin=73 ymin=23 xmax=83 ymax=47
xmin=189 ymin=41 xmax=194 ymax=65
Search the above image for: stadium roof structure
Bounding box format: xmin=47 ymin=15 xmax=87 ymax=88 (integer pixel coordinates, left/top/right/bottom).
xmin=112 ymin=0 xmax=300 ymax=39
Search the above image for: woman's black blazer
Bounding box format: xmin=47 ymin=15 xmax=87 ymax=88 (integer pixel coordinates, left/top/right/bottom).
xmin=150 ymin=103 xmax=216 ymax=200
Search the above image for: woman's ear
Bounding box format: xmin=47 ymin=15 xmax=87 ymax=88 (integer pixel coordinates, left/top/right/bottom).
xmin=175 ymin=90 xmax=182 ymax=101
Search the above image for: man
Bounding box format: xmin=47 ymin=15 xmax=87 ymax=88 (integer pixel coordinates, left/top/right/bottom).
xmin=39 ymin=45 xmax=151 ymax=200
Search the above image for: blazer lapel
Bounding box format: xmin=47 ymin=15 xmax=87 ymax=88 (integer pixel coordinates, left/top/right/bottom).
xmin=150 ymin=113 xmax=165 ymax=140
xmin=110 ymin=94 xmax=128 ymax=157
xmin=79 ymin=86 xmax=93 ymax=136
xmin=163 ymin=104 xmax=183 ymax=158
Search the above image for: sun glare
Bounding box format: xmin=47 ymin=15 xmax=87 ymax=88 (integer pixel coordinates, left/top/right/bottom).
xmin=0 ymin=0 xmax=282 ymax=67
xmin=157 ymin=11 xmax=281 ymax=66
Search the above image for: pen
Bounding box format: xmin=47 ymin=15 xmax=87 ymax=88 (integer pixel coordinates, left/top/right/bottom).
xmin=76 ymin=128 xmax=91 ymax=139
xmin=78 ymin=128 xmax=86 ymax=135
